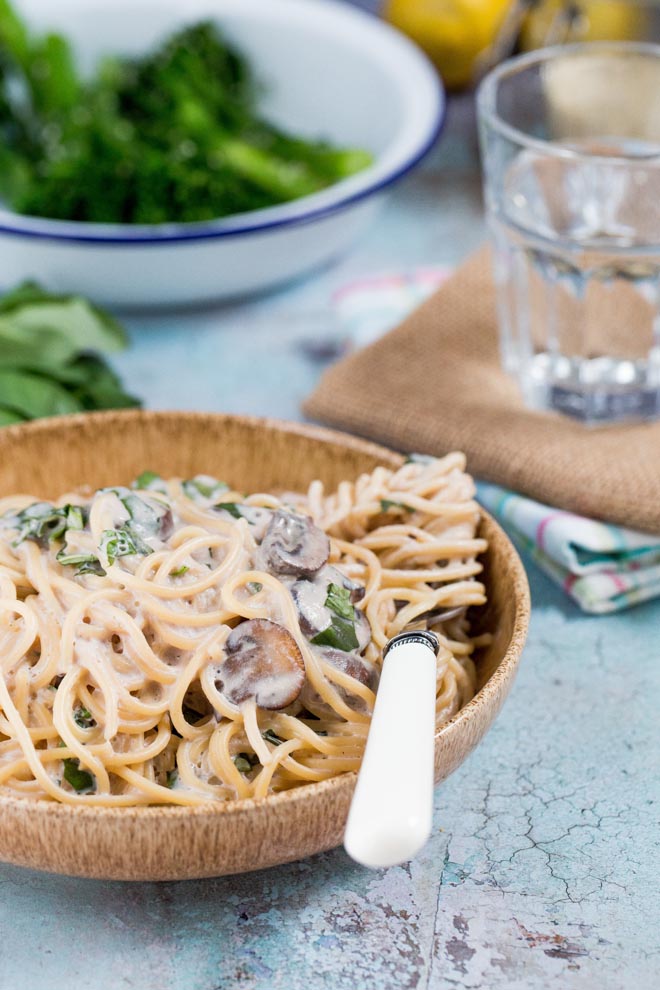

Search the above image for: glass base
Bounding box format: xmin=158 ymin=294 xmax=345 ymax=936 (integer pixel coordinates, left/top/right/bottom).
xmin=520 ymin=353 xmax=660 ymax=424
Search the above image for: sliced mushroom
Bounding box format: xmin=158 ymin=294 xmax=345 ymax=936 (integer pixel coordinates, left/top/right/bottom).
xmin=217 ymin=618 xmax=305 ymax=710
xmin=257 ymin=509 xmax=329 ymax=578
xmin=355 ymin=610 xmax=371 ymax=652
xmin=300 ymin=646 xmax=379 ymax=717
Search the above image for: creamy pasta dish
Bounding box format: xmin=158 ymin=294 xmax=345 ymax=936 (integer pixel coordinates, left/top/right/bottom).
xmin=0 ymin=453 xmax=487 ymax=806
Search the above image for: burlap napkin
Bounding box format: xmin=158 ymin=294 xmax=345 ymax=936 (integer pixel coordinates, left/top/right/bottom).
xmin=304 ymin=248 xmax=660 ymax=534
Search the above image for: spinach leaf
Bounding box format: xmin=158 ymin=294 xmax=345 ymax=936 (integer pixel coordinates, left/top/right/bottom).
xmin=214 ymin=502 xmax=244 ymax=520
xmin=10 ymin=502 xmax=83 ymax=548
xmin=311 ymin=617 xmax=359 ymax=653
xmin=73 ymin=706 xmax=95 ymax=729
xmin=56 ymin=548 xmax=105 ymax=576
xmin=183 ymin=476 xmax=229 ymax=501
xmin=133 ymin=471 xmax=166 ymax=493
xmin=380 ymin=499 xmax=415 ymax=514
xmin=100 ymin=526 xmax=153 ymax=567
xmin=325 ymin=583 xmax=355 ymax=622
xmin=262 ymin=729 xmax=283 ymax=746
xmin=233 ymin=752 xmax=259 ymax=774
xmin=0 ymin=368 xmax=82 ymax=418
xmin=62 ymin=757 xmax=95 ymax=793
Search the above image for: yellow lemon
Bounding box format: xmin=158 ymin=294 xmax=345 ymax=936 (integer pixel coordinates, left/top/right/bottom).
xmin=384 ymin=0 xmax=513 ymax=89
xmin=520 ymin=0 xmax=644 ymax=50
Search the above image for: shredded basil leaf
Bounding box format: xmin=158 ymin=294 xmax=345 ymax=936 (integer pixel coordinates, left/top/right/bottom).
xmin=170 ymin=565 xmax=189 ymax=577
xmin=380 ymin=499 xmax=414 ymax=514
xmin=62 ymin=757 xmax=95 ymax=793
xmin=75 ymin=558 xmax=106 ymax=577
xmin=214 ymin=502 xmax=244 ymax=520
xmin=325 ymin=582 xmax=355 ymax=622
xmin=183 ymin=476 xmax=229 ymax=501
xmin=133 ymin=471 xmax=166 ymax=493
xmin=262 ymin=729 xmax=283 ymax=746
xmin=73 ymin=706 xmax=95 ymax=729
xmin=311 ymin=583 xmax=359 ymax=652
xmin=56 ymin=548 xmax=105 ymax=577
xmin=233 ymin=752 xmax=259 ymax=774
xmin=312 ymin=616 xmax=359 ymax=652
xmin=100 ymin=525 xmax=152 ymax=566
xmin=166 ymin=769 xmax=178 ymax=789
xmin=9 ymin=502 xmax=84 ymax=548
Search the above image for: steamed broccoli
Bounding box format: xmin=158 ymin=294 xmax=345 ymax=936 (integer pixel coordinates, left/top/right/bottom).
xmin=0 ymin=4 xmax=373 ymax=224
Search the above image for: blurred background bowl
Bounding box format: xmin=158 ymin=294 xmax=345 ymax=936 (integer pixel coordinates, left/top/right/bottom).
xmin=0 ymin=0 xmax=444 ymax=307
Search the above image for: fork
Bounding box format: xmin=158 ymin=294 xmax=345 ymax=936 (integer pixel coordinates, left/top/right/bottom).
xmin=344 ymin=606 xmax=465 ymax=869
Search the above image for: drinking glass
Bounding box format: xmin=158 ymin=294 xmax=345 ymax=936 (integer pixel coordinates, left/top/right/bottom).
xmin=477 ymin=43 xmax=660 ymax=423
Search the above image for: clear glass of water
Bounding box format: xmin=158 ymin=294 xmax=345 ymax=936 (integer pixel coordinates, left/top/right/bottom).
xmin=477 ymin=43 xmax=660 ymax=424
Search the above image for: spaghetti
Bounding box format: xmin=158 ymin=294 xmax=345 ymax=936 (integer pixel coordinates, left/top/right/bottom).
xmin=0 ymin=453 xmax=487 ymax=806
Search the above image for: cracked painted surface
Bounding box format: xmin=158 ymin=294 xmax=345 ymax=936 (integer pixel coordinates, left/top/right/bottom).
xmin=0 ymin=93 xmax=657 ymax=990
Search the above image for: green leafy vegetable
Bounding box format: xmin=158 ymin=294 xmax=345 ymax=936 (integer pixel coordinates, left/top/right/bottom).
xmin=8 ymin=502 xmax=82 ymax=548
xmin=311 ymin=583 xmax=359 ymax=653
xmin=380 ymin=499 xmax=415 ymax=514
xmin=0 ymin=5 xmax=373 ymax=225
xmin=233 ymin=752 xmax=259 ymax=774
xmin=262 ymin=729 xmax=283 ymax=746
xmin=170 ymin=564 xmax=189 ymax=578
xmin=214 ymin=502 xmax=244 ymax=520
xmin=73 ymin=706 xmax=95 ymax=729
xmin=0 ymin=279 xmax=138 ymax=424
xmin=166 ymin=769 xmax=178 ymax=789
xmin=100 ymin=526 xmax=152 ymax=567
xmin=62 ymin=757 xmax=95 ymax=793
xmin=56 ymin=548 xmax=105 ymax=576
xmin=182 ymin=476 xmax=229 ymax=501
xmin=325 ymin=583 xmax=355 ymax=622
xmin=133 ymin=471 xmax=166 ymax=493
xmin=247 ymin=581 xmax=263 ymax=595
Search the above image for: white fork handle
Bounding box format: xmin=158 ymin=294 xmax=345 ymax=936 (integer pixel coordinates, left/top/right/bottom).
xmin=344 ymin=632 xmax=438 ymax=869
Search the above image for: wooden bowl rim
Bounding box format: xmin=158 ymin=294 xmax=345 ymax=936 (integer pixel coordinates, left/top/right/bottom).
xmin=0 ymin=409 xmax=531 ymax=822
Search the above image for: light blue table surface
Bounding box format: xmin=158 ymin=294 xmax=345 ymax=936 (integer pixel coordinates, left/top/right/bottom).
xmin=1 ymin=100 xmax=657 ymax=990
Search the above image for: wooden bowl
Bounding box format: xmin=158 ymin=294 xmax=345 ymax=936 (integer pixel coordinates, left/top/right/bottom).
xmin=0 ymin=411 xmax=530 ymax=880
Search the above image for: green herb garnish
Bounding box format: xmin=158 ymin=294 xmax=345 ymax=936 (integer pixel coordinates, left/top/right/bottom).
xmin=170 ymin=565 xmax=189 ymax=578
xmin=182 ymin=476 xmax=229 ymax=501
xmin=247 ymin=581 xmax=263 ymax=595
xmin=73 ymin=706 xmax=95 ymax=729
xmin=233 ymin=752 xmax=259 ymax=774
xmin=166 ymin=769 xmax=178 ymax=789
xmin=133 ymin=471 xmax=166 ymax=493
xmin=215 ymin=502 xmax=244 ymax=520
xmin=56 ymin=548 xmax=105 ymax=577
xmin=262 ymin=729 xmax=283 ymax=746
xmin=62 ymin=757 xmax=95 ymax=793
xmin=311 ymin=582 xmax=359 ymax=653
xmin=325 ymin=583 xmax=355 ymax=622
xmin=380 ymin=499 xmax=415 ymax=514
xmin=100 ymin=525 xmax=152 ymax=566
xmin=9 ymin=502 xmax=83 ymax=548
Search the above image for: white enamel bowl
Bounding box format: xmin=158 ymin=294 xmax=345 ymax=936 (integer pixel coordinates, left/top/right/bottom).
xmin=0 ymin=0 xmax=444 ymax=306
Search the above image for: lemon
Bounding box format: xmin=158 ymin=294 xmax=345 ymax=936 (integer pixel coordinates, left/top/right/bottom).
xmin=520 ymin=0 xmax=644 ymax=50
xmin=384 ymin=0 xmax=513 ymax=89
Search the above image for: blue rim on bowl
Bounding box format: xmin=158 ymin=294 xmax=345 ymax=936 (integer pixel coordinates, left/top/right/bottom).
xmin=0 ymin=1 xmax=446 ymax=246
